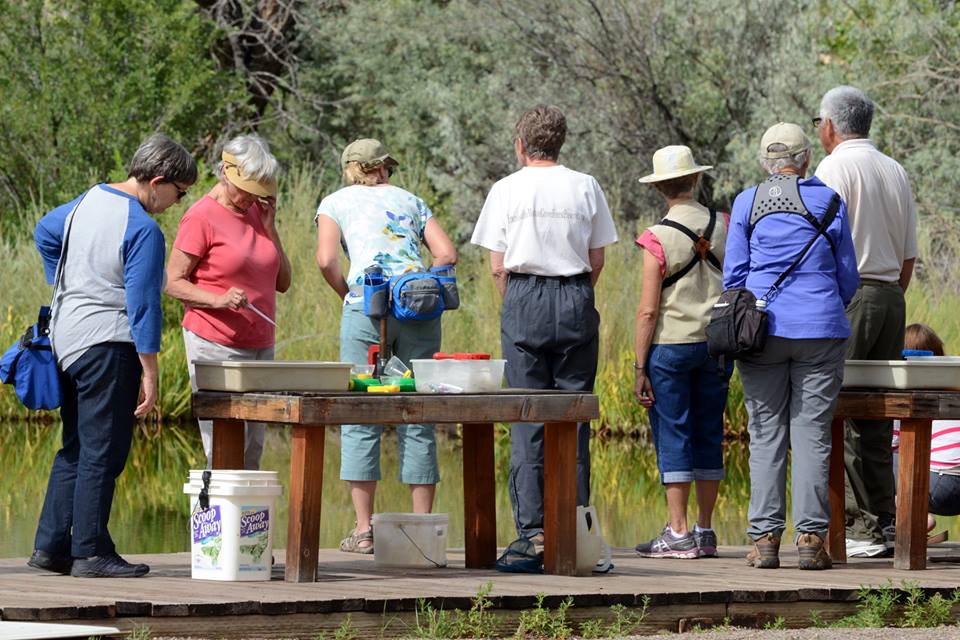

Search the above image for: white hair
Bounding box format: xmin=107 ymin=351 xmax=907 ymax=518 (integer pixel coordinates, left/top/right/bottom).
xmin=216 ymin=134 xmax=280 ymax=182
xmin=820 ymin=86 xmax=874 ymax=137
xmin=761 ymin=147 xmax=810 ymax=175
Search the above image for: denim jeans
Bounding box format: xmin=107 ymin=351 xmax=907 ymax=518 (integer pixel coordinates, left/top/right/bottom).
xmin=646 ymin=342 xmax=729 ymax=484
xmin=338 ymin=303 xmax=441 ymax=484
xmin=34 ymin=342 xmax=142 ymax=558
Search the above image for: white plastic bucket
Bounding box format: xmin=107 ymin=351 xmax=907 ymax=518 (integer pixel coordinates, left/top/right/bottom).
xmin=371 ymin=513 xmax=448 ymax=568
xmin=576 ymin=506 xmax=613 ymax=576
xmin=183 ymin=470 xmax=283 ymax=581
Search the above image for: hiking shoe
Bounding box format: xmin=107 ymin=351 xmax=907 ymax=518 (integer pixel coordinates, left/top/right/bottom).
xmin=635 ymin=525 xmax=699 ymax=559
xmin=694 ymin=528 xmax=718 ymax=558
xmin=881 ymin=524 xmax=896 ymax=557
xmin=797 ymin=533 xmax=832 ymax=570
xmin=27 ymin=549 xmax=72 ymax=575
xmin=745 ymin=533 xmax=781 ymax=568
xmin=70 ymin=553 xmax=149 ymax=578
xmin=845 ymin=537 xmax=886 ymax=558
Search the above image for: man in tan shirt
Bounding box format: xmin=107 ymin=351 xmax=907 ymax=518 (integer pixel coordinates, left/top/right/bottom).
xmin=815 ymin=85 xmax=918 ymax=558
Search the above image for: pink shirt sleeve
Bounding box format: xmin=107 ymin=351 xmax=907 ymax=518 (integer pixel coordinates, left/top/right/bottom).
xmin=636 ymin=230 xmax=666 ymax=277
xmin=173 ymin=209 xmax=211 ymax=258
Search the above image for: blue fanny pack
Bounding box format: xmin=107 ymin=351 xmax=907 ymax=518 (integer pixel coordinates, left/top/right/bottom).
xmin=0 ymin=306 xmax=63 ymax=411
xmin=364 ymin=265 xmax=459 ymax=322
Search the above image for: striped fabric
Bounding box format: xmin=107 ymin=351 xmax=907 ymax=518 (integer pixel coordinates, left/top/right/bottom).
xmin=893 ymin=419 xmax=960 ymax=473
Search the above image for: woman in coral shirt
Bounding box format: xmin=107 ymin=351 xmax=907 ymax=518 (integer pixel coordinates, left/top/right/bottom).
xmin=166 ymin=134 xmax=292 ymax=469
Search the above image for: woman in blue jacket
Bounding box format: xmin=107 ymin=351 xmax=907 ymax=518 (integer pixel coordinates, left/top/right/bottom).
xmin=725 ymin=123 xmax=859 ymax=571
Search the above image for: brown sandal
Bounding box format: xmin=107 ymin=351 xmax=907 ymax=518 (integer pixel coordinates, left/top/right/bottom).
xmin=339 ymin=528 xmax=374 ymax=554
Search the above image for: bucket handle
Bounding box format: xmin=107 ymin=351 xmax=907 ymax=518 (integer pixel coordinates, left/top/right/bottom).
xmin=199 ymin=470 xmax=212 ymax=510
xmin=398 ymin=524 xmax=445 ymax=568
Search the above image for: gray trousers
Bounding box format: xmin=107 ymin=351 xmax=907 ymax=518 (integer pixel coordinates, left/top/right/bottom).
xmin=183 ymin=328 xmax=274 ymax=470
xmin=844 ymin=282 xmax=904 ymax=541
xmin=501 ymin=273 xmax=597 ymax=538
xmin=738 ymin=337 xmax=846 ymax=540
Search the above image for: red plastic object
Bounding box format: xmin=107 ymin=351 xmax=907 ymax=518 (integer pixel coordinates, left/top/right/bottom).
xmin=367 ymin=344 xmax=380 ymax=365
xmin=432 ymin=352 xmax=491 ymax=360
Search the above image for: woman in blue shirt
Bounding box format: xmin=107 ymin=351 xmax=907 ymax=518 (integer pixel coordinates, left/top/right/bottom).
xmin=724 ymin=123 xmax=859 ymax=571
xmin=29 ymin=134 xmax=196 ymax=578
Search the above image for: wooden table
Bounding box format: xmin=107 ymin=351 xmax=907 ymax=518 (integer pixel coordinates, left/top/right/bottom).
xmin=192 ymin=390 xmax=599 ymax=582
xmin=829 ymin=389 xmax=960 ymax=569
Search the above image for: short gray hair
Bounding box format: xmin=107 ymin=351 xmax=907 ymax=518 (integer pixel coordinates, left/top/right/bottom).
xmin=820 ymin=86 xmax=874 ymax=137
xmin=128 ymin=133 xmax=197 ymax=184
xmin=761 ymin=145 xmax=810 ymax=175
xmin=216 ymin=134 xmax=280 ymax=182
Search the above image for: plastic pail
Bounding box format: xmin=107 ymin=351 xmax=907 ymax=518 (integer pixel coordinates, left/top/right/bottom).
xmin=576 ymin=505 xmax=612 ymax=576
xmin=371 ymin=513 xmax=448 ymax=568
xmin=183 ymin=470 xmax=282 ymax=581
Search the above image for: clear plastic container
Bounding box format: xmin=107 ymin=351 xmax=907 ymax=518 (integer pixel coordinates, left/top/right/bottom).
xmin=371 ymin=512 xmax=448 ymax=568
xmin=411 ymin=359 xmax=506 ymax=393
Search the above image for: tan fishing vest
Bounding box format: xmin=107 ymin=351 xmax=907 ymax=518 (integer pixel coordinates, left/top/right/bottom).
xmin=648 ymin=202 xmax=726 ymax=344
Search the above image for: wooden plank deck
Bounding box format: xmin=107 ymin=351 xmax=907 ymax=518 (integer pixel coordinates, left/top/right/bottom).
xmin=5 ymin=545 xmax=960 ymax=638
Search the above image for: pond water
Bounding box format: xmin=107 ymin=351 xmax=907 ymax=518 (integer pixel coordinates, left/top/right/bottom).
xmin=2 ymin=423 xmax=956 ymax=558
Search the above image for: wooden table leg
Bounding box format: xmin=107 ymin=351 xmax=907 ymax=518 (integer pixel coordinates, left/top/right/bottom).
xmin=543 ymin=421 xmax=578 ymax=576
xmin=212 ymin=419 xmax=244 ymax=469
xmin=895 ymin=418 xmax=932 ymax=570
xmin=286 ymin=425 xmax=325 ymax=582
xmin=827 ymin=416 xmax=847 ymax=564
xmin=462 ymin=422 xmax=496 ymax=568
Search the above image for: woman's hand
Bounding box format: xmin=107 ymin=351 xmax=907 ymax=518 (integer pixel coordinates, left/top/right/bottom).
xmin=217 ymin=287 xmax=248 ymax=309
xmin=135 ymin=353 xmax=159 ymax=418
xmin=635 ymin=370 xmax=655 ymax=408
xmin=259 ymin=196 xmax=278 ymax=230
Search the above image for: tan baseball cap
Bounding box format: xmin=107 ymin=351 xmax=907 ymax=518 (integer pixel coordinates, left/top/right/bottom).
xmin=340 ymin=138 xmax=399 ymax=172
xmin=638 ymin=145 xmax=712 ymax=183
xmin=759 ymin=122 xmax=810 ymax=159
xmin=222 ymin=151 xmax=277 ymax=198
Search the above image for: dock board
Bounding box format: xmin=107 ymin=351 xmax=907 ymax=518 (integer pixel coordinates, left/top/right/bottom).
xmin=5 ymin=546 xmax=960 ymax=638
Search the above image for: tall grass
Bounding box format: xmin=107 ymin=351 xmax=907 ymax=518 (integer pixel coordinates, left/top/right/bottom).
xmin=1 ymin=164 xmax=959 ymax=438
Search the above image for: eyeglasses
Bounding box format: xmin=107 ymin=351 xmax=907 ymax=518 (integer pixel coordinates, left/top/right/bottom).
xmin=165 ymin=180 xmax=188 ymax=201
xmin=811 ymin=117 xmax=823 ymax=127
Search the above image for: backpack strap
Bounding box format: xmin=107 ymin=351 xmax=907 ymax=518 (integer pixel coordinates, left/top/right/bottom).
xmin=750 ymin=174 xmax=837 ymax=254
xmin=659 ymin=208 xmax=722 ymax=289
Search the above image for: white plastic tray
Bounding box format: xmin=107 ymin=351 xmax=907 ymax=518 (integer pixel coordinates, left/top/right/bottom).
xmin=194 ymin=360 xmax=351 ymax=392
xmin=842 ymin=359 xmax=960 ymax=390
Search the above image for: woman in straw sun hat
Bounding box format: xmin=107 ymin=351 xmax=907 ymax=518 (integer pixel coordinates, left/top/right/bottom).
xmin=165 ymin=134 xmax=292 ymax=470
xmin=315 ymin=138 xmax=457 ymax=554
xmin=633 ymin=145 xmax=731 ymax=560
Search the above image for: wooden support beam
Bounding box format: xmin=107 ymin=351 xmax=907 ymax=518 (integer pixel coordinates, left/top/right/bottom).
xmin=895 ymin=418 xmax=932 ymax=570
xmin=462 ymin=423 xmax=497 ymax=568
xmin=286 ymin=425 xmax=326 ymax=582
xmin=827 ymin=417 xmax=847 ymax=564
xmin=211 ymin=419 xmax=244 ymax=469
xmin=543 ymin=421 xmax=578 ymax=576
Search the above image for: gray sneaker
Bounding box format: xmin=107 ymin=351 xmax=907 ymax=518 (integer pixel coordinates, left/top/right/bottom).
xmin=635 ymin=525 xmax=699 ymax=559
xmin=881 ymin=524 xmax=896 ymax=557
xmin=694 ymin=528 xmax=718 ymax=558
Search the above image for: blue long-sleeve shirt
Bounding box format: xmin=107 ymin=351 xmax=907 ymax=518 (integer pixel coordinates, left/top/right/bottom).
xmin=723 ymin=176 xmax=860 ymax=339
xmin=35 ymin=184 xmax=165 ymax=369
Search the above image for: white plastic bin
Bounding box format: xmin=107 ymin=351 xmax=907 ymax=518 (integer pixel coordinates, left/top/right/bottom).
xmin=183 ymin=470 xmax=283 ymax=581
xmin=371 ymin=513 xmax=448 ymax=568
xmin=411 ymin=359 xmax=506 ymax=393
xmin=843 ymin=360 xmax=960 ymax=390
xmin=576 ymin=506 xmax=612 ymax=576
xmin=193 ymin=360 xmax=352 ymax=392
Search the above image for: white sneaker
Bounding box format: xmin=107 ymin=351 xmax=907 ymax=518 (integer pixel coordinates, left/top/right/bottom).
xmin=845 ymin=537 xmax=886 ymax=557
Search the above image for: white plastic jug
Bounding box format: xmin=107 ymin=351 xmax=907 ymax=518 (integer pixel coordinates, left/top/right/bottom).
xmin=576 ymin=506 xmax=613 ymax=576
xmin=183 ymin=470 xmax=282 ymax=581
xmin=371 ymin=512 xmax=448 ymax=568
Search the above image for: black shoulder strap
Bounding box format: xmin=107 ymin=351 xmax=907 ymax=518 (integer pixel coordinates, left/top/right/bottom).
xmin=659 ymin=208 xmax=721 ymax=289
xmin=750 ymin=175 xmax=837 ymax=254
xmin=764 ymin=194 xmax=841 ymax=299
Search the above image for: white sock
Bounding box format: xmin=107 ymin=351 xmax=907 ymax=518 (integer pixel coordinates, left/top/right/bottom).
xmin=667 ymin=526 xmax=687 ymax=539
xmin=694 ymin=524 xmax=713 ymax=533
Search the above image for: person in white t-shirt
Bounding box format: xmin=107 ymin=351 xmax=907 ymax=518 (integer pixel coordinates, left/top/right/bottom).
xmin=471 ymin=105 xmax=618 ymax=552
xmin=814 ymin=85 xmax=918 ymax=558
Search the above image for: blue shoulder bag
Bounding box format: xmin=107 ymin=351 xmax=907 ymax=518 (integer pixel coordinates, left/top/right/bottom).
xmin=0 ymin=192 xmax=86 ymax=410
